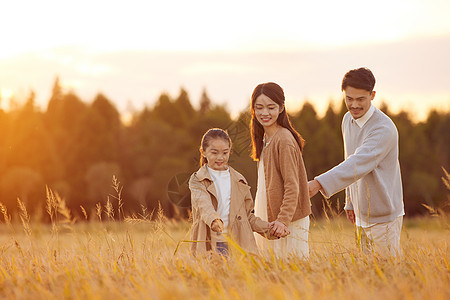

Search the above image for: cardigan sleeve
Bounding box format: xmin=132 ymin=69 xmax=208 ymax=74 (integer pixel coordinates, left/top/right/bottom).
xmin=189 ymin=174 xmax=220 ymax=227
xmin=276 ymin=143 xmax=300 ymax=226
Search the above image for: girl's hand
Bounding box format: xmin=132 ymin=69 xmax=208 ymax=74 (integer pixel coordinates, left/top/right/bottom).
xmin=269 ymin=220 xmax=289 ymax=238
xmin=211 ymin=219 xmax=224 ymax=233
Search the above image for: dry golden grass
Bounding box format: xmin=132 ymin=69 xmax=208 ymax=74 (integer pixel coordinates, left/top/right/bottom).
xmin=0 ymin=210 xmax=448 ymax=300
xmin=0 ymin=175 xmax=449 ymax=300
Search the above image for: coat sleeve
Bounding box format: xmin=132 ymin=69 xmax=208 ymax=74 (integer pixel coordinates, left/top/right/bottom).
xmin=189 ymin=174 xmax=220 ymax=227
xmin=276 ymin=143 xmax=300 ymax=226
xmin=244 ymin=185 xmax=278 ymax=240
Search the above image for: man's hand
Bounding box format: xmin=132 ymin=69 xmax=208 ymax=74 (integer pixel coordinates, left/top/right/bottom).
xmin=269 ymin=220 xmax=290 ymax=238
xmin=308 ymin=179 xmax=322 ymax=198
xmin=211 ymin=219 xmax=224 ymax=232
xmin=345 ymin=210 xmax=355 ymax=224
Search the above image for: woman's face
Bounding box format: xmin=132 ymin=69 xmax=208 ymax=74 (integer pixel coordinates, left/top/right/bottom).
xmin=254 ymin=94 xmax=283 ymax=130
xmin=201 ymin=138 xmax=230 ymax=171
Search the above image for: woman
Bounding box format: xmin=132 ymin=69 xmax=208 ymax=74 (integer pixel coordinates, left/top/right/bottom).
xmin=250 ymin=82 xmax=311 ymax=259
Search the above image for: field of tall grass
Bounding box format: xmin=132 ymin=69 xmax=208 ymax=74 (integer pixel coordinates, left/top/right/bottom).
xmin=0 ymin=185 xmax=448 ymax=300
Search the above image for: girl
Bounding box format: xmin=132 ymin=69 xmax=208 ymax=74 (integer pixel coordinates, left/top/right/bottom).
xmin=189 ymin=128 xmax=284 ymax=256
xmin=250 ymin=82 xmax=312 ymax=259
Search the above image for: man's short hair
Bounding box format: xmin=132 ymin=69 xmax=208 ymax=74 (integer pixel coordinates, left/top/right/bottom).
xmin=341 ymin=67 xmax=376 ymax=92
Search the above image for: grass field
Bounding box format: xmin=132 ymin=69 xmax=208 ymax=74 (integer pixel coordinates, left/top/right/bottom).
xmin=0 ymin=204 xmax=448 ymax=300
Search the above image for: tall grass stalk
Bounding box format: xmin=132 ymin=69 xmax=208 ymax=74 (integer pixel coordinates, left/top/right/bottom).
xmin=0 ymin=202 xmax=14 ymax=234
xmin=17 ymin=197 xmax=32 ymax=237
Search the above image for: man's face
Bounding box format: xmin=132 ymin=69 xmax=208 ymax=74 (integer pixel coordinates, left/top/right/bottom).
xmin=344 ymin=86 xmax=375 ymax=119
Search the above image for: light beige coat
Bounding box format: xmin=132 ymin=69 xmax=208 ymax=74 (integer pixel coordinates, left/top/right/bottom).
xmin=189 ymin=165 xmax=274 ymax=255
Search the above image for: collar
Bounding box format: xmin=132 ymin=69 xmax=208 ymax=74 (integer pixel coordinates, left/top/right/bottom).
xmin=195 ymin=164 xmax=247 ymax=184
xmin=207 ymin=165 xmax=230 ymax=176
xmin=195 ymin=164 xmax=213 ymax=181
xmin=353 ymin=105 xmax=375 ymax=128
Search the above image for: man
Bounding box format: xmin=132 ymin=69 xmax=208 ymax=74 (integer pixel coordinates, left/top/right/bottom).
xmin=308 ymin=67 xmax=405 ymax=256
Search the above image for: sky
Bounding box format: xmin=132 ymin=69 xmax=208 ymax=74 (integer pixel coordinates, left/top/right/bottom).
xmin=1 ymin=0 xmax=449 ymax=121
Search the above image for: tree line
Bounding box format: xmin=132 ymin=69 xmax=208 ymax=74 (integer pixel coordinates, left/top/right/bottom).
xmin=0 ymin=78 xmax=448 ymax=221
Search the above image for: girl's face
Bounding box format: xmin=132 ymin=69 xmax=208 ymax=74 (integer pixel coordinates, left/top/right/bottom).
xmin=254 ymin=94 xmax=283 ymax=130
xmin=201 ymin=138 xmax=230 ymax=171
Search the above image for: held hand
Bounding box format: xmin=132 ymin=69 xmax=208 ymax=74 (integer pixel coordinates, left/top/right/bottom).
xmin=269 ymin=220 xmax=289 ymax=238
xmin=308 ymin=179 xmax=322 ymax=198
xmin=345 ymin=210 xmax=355 ymax=224
xmin=211 ymin=219 xmax=224 ymax=233
xmin=279 ymin=226 xmax=290 ymax=238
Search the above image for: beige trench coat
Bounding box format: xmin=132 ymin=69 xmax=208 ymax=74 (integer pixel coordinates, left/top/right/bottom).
xmin=189 ymin=165 xmax=274 ymax=255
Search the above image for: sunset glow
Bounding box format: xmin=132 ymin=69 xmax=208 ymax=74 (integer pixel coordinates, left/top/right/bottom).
xmin=1 ymin=0 xmax=450 ymax=56
xmin=0 ymin=0 xmax=449 ymax=120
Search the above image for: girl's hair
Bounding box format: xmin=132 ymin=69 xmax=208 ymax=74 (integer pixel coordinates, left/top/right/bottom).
xmin=199 ymin=128 xmax=232 ymax=166
xmin=250 ymin=82 xmax=305 ymax=161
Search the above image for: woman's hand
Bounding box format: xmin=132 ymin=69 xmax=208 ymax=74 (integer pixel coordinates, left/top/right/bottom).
xmin=269 ymin=220 xmax=290 ymax=238
xmin=211 ymin=219 xmax=224 ymax=233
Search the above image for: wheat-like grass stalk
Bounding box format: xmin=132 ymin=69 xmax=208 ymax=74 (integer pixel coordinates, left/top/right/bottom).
xmin=45 ymin=185 xmax=55 ymax=219
xmin=154 ymin=202 xmax=166 ymax=236
xmin=124 ymin=203 xmax=156 ymax=225
xmin=141 ymin=204 xmax=153 ymax=220
xmin=46 ymin=186 xmax=73 ymax=234
xmin=105 ymin=196 xmax=114 ymax=221
xmin=442 ymin=167 xmax=450 ymax=190
xmin=124 ymin=216 xmax=152 ymax=225
xmin=56 ymin=192 xmax=73 ymax=226
xmin=46 ymin=185 xmax=58 ymax=235
xmin=0 ymin=202 xmax=14 ymax=235
xmin=17 ymin=198 xmax=32 ymax=236
xmin=80 ymin=205 xmax=88 ymax=220
xmin=0 ymin=202 xmax=12 ymax=227
xmin=157 ymin=202 xmax=166 ymax=223
xmin=110 ymin=175 xmax=124 ymax=220
xmin=422 ymin=203 xmax=438 ymax=216
xmin=96 ymin=202 xmax=102 ymax=221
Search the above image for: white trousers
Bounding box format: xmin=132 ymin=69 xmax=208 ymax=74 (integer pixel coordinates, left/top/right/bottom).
xmin=358 ymin=216 xmax=403 ymax=257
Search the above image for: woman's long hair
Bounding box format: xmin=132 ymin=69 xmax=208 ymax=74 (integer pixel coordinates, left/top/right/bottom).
xmin=250 ymin=82 xmax=305 ymax=161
